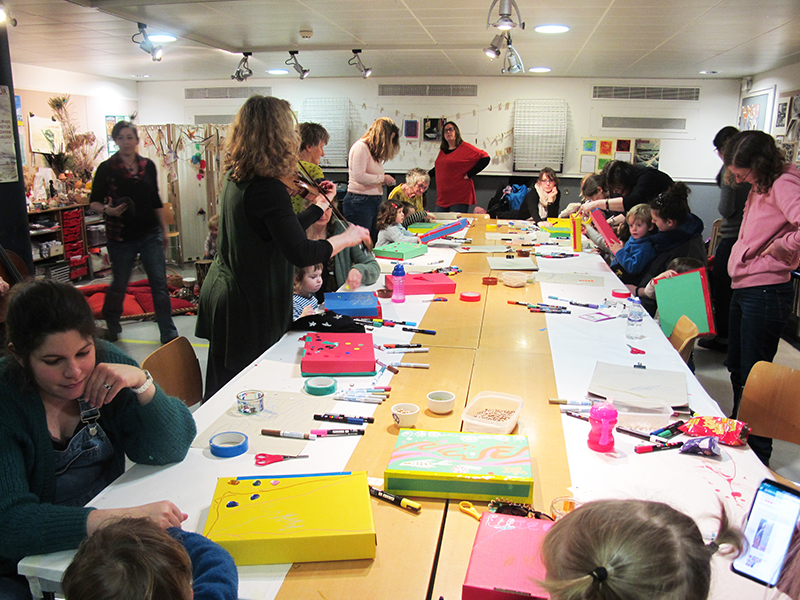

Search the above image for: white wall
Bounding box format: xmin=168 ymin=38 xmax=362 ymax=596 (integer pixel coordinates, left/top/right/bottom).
xmin=137 ymin=75 xmax=742 ymax=182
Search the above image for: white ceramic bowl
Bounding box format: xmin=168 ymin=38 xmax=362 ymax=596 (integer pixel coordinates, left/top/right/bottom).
xmin=391 ymin=403 xmax=420 ymax=428
xmin=427 ymin=390 xmax=456 ymax=414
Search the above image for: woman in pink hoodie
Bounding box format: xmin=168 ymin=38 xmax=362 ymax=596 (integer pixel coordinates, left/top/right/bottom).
xmin=724 ymin=130 xmax=800 ymax=465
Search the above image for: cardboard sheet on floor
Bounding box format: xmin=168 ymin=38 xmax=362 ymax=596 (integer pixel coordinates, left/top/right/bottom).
xmin=192 ymin=391 xmax=338 ymax=455
xmin=487 ymin=256 xmax=538 ymax=270
xmin=587 ymin=361 xmax=688 ymax=408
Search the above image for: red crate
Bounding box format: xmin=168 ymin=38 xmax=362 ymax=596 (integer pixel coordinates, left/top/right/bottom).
xmin=62 ymin=211 xmax=83 ymax=227
xmin=69 ymin=266 xmax=88 ymax=280
xmin=62 ymin=224 xmax=82 ymax=240
xmin=65 ymin=240 xmax=83 ymax=254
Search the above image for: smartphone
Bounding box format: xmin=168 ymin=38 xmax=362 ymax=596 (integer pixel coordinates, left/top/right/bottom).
xmin=731 ymin=479 xmax=800 ymax=586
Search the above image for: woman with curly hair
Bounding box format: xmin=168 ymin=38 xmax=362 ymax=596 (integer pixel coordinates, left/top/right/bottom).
xmin=196 ymin=96 xmax=370 ymax=397
xmin=723 ymin=130 xmax=800 ymax=464
xmin=342 ymin=117 xmax=400 ymax=241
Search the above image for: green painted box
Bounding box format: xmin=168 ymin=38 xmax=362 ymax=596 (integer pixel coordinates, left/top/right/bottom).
xmin=373 ymin=242 xmax=428 ymax=260
xmin=385 ymin=429 xmax=534 ymax=502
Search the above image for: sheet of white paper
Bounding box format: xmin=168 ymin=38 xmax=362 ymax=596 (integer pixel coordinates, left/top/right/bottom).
xmin=587 ymin=361 xmax=688 ymax=407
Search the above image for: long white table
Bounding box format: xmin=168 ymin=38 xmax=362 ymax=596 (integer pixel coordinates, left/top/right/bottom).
xmin=18 ymin=221 xmax=781 ymax=600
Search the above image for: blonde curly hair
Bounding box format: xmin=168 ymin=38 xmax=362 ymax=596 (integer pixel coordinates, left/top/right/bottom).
xmin=361 ymin=117 xmax=400 ymax=163
xmin=224 ymin=95 xmax=300 ymax=182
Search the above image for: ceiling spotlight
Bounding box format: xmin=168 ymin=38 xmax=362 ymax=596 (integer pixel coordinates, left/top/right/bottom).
xmin=286 ymin=51 xmax=309 ymax=79
xmin=133 ymin=23 xmax=163 ymax=62
xmin=484 ymin=34 xmax=504 ymax=58
xmin=501 ymin=36 xmax=524 ymax=74
xmin=231 ymin=52 xmax=253 ymax=82
xmin=487 ymin=0 xmax=524 ymax=31
xmin=349 ymin=49 xmax=372 ymax=79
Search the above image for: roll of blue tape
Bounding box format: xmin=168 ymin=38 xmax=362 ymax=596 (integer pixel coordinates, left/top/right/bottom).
xmin=209 ymin=431 xmax=248 ymax=458
xmin=304 ymin=376 xmax=337 ymax=396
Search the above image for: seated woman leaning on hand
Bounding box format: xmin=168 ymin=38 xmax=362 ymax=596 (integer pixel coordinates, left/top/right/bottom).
xmin=0 ymin=279 xmax=196 ymax=600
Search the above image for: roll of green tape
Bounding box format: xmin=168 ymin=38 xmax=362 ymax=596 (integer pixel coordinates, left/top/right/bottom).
xmin=304 ymin=376 xmax=337 ymax=396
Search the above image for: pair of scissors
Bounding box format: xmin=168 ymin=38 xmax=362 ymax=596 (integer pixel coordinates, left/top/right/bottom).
xmin=459 ymin=501 xmax=482 ymax=521
xmin=627 ymin=344 xmax=646 ymax=354
xmin=255 ymin=454 xmax=309 ymax=466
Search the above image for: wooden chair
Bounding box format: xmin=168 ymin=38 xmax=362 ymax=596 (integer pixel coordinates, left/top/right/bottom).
xmin=738 ymin=361 xmax=800 ymax=447
xmin=162 ymin=202 xmax=183 ymax=266
xmin=668 ymin=315 xmax=700 ymax=364
xmin=141 ymin=336 xmax=202 ymax=407
xmin=707 ymin=218 xmax=722 ymax=258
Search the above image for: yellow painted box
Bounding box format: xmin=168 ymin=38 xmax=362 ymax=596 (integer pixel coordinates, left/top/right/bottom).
xmin=385 ymin=430 xmax=534 ymax=503
xmin=202 ymin=471 xmax=377 ymax=565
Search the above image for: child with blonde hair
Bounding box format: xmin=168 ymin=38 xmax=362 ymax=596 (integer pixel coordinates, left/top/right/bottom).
xmin=608 ymin=203 xmax=656 ymax=284
xmin=376 ymin=200 xmax=420 ymax=247
xmin=541 ymin=499 xmax=742 ymax=600
xmin=293 ymin=263 xmax=323 ymax=320
xmin=204 ymin=214 xmax=219 ymax=259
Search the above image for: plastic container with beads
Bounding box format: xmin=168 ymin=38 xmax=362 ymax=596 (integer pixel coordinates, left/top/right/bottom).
xmin=461 ymin=391 xmax=523 ymax=435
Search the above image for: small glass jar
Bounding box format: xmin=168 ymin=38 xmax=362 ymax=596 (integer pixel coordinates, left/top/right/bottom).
xmin=236 ymin=390 xmax=264 ymax=414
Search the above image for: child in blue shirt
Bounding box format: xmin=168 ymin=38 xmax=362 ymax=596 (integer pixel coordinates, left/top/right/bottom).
xmin=609 ymin=203 xmax=656 ymax=284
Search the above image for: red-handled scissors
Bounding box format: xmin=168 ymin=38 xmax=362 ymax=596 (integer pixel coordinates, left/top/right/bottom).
xmin=627 ymin=344 xmax=645 ymax=354
xmin=255 ymin=454 xmax=309 ymax=466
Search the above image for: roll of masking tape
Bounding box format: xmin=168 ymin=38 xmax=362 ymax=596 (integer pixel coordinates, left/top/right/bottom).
xmin=304 ymin=376 xmax=337 ymax=396
xmin=209 ymin=432 xmax=248 ymax=458
xmin=482 ymin=276 xmax=498 ymax=285
xmin=460 ymin=292 xmax=481 ymax=302
xmin=612 ymin=289 xmax=631 ymax=299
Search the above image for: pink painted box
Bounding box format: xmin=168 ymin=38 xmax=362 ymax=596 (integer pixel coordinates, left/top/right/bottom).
xmin=384 ymin=272 xmax=456 ymax=295
xmin=300 ymin=332 xmax=376 ymax=376
xmin=463 ymin=512 xmax=551 ymax=600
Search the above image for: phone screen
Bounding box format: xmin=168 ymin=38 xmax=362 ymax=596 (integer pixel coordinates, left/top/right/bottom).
xmin=732 ymin=479 xmax=800 ymax=586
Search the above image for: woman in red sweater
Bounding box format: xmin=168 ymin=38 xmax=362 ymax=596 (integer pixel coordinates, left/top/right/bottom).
xmin=431 ymin=121 xmax=489 ymax=212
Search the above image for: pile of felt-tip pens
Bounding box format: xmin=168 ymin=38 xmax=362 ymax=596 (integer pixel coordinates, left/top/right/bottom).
xmin=332 ymin=386 xmax=390 ymax=404
xmin=354 ymin=318 xmax=416 ymax=328
xmin=507 ymin=300 xmax=571 ymax=314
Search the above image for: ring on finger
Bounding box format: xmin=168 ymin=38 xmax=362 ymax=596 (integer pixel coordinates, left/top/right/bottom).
xmin=103 ymin=382 xmax=113 ymax=390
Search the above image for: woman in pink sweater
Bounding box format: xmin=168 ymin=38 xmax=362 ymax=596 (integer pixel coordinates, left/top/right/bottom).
xmin=724 ymin=130 xmax=800 ymax=465
xmin=342 ymin=117 xmax=400 ymax=242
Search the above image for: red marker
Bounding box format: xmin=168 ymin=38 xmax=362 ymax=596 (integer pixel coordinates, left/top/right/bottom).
xmin=634 ymin=441 xmax=684 ymax=454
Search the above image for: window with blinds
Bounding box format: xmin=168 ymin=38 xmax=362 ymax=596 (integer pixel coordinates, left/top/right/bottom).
xmin=513 ymin=100 xmax=568 ymax=172
xmin=298 ymin=98 xmax=350 ymax=168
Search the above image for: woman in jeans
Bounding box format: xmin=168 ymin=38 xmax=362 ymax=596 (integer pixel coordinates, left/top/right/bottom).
xmin=342 ymin=117 xmax=400 ymax=242
xmin=724 ymin=130 xmax=800 ymax=465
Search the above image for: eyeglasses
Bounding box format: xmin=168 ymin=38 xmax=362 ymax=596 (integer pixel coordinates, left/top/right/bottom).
xmin=444 ymin=127 xmax=456 ymax=133
xmin=733 ymin=168 xmax=752 ymax=184
xmin=489 ymin=498 xmax=554 ymax=520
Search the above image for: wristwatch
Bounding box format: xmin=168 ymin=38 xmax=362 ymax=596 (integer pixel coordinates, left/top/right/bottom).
xmin=605 ymin=200 xmax=610 ymax=210
xmin=131 ymin=370 xmax=154 ymax=394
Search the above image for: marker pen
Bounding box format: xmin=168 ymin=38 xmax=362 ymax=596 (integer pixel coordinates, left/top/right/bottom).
xmin=403 ymin=327 xmax=436 ymax=335
xmin=390 ymin=362 xmax=430 ymax=369
xmin=311 ymin=429 xmax=365 ymax=437
xmin=615 ymin=426 xmax=666 ymax=444
xmin=383 ymin=344 xmax=421 ymax=349
xmin=654 ymin=420 xmax=686 ymax=438
xmin=634 ymin=441 xmax=683 ymax=454
xmin=314 ymin=414 xmax=374 ymax=425
xmin=369 ymin=485 xmax=421 ymax=512
xmin=384 ymin=348 xmax=429 ymax=353
xmin=261 ymin=429 xmax=317 ymax=440
xmin=376 ymin=359 xmax=399 ymax=374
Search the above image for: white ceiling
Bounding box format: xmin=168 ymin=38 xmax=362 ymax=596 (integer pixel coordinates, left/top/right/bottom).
xmin=3 ymin=0 xmax=800 ymax=82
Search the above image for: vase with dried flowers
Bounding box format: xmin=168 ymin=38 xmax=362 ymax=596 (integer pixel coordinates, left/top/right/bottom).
xmin=47 ymin=95 xmax=104 ymax=181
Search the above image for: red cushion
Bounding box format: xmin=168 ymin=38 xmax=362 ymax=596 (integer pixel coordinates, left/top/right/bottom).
xmin=85 ymin=292 xmax=143 ymax=318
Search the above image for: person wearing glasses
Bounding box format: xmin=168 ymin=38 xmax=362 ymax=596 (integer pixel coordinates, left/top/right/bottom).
xmin=493 ymin=168 xmax=562 ymax=222
xmin=292 ymin=122 xmax=330 ymax=214
xmin=430 ymin=121 xmax=490 ymax=213
xmin=579 ymin=160 xmax=673 ymax=217
xmin=698 ymin=126 xmax=750 ymax=354
xmin=723 ymin=130 xmax=800 ymax=466
xmin=389 ymin=168 xmax=430 ymax=214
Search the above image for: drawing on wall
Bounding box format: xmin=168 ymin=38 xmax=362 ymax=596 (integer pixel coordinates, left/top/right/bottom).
xmin=780 ymin=140 xmax=798 ymax=164
xmin=0 ymin=86 xmax=19 ymax=183
xmin=583 ymin=139 xmax=597 ymax=152
xmin=599 ymin=140 xmax=613 ymax=156
xmin=423 ymin=118 xmax=444 ymax=141
xmin=739 ymin=87 xmax=775 ymax=132
xmin=28 ymin=115 xmax=63 ymax=154
xmin=404 ymin=119 xmax=419 ymax=139
xmin=580 ymin=154 xmax=596 ymax=173
xmin=616 ymin=139 xmax=631 ymax=152
xmin=787 ymin=94 xmax=800 ymax=142
xmin=615 ymin=152 xmax=632 ymax=162
xmin=774 ymin=100 xmax=789 ymax=136
xmin=598 ymin=157 xmax=612 ymax=170
xmin=634 ymin=139 xmax=661 ymax=169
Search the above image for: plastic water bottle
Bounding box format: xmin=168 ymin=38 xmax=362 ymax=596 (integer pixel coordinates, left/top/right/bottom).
xmin=391 ymin=263 xmax=405 ymax=303
xmin=626 ymin=297 xmax=644 ymax=340
xmin=587 ymin=401 xmax=618 ymax=452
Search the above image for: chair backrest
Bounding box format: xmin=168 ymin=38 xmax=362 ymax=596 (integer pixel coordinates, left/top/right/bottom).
xmin=162 ymin=202 xmax=176 ymax=227
xmin=141 ymin=336 xmax=202 ymax=407
xmin=738 ymin=361 xmax=800 ymax=446
xmin=708 ymin=218 xmax=722 ymax=258
xmin=668 ymin=315 xmax=700 ymax=364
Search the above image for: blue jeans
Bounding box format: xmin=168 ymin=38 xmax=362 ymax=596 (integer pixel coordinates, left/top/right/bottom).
xmin=104 ymin=228 xmax=178 ymax=343
xmin=711 ymin=237 xmax=735 ymax=338
xmin=53 ymin=423 xmax=118 ymax=507
xmin=728 ymin=282 xmax=793 ymax=463
xmin=342 ymin=193 xmax=382 ymax=242
xmin=435 ymin=203 xmax=470 ymax=213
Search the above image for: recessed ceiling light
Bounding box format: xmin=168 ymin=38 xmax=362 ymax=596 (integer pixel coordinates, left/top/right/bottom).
xmin=148 ymin=34 xmax=177 ymax=43
xmin=267 ymin=69 xmax=289 ymax=75
xmin=699 ymin=70 xmax=720 ymax=75
xmin=529 ymin=67 xmax=551 ymax=73
xmin=534 ymin=25 xmax=569 ymax=34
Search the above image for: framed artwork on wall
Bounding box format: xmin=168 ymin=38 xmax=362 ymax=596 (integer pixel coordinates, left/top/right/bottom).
xmin=773 ymin=99 xmax=790 ymax=136
xmin=739 ymin=87 xmax=775 ymax=132
xmin=404 ymin=119 xmax=419 ymax=139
